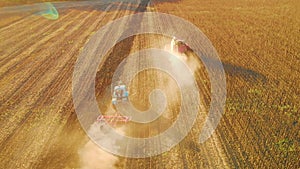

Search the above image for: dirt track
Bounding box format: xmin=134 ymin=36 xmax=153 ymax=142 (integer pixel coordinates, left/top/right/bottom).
xmin=0 ymin=0 xmax=299 ymax=168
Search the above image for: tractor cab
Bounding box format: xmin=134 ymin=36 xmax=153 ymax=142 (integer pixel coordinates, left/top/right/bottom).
xmin=171 ymin=36 xmax=192 ymax=54
xmin=177 ymin=40 xmax=188 ymax=53
xmin=112 ymin=81 xmax=129 ymax=105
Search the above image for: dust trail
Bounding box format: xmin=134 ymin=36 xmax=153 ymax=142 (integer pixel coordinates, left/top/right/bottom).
xmin=78 ymin=140 xmax=118 ymax=169
xmin=163 ymin=40 xmax=201 ymax=88
xmin=160 ymin=42 xmax=202 ymax=120
xmin=78 ymin=122 xmax=126 ymax=169
xmin=165 ymin=41 xmax=201 ymax=78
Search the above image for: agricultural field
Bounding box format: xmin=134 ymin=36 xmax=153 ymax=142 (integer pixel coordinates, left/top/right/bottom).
xmin=0 ymin=0 xmax=299 ymax=169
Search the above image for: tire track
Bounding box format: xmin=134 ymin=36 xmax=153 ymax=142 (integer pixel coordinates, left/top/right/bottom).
xmin=0 ymin=11 xmax=89 ymax=105
xmin=0 ymin=4 xmax=118 ymax=147
xmin=0 ymin=10 xmax=98 ymax=147
xmin=0 ymin=13 xmax=40 ymax=33
xmin=0 ymin=10 xmax=76 ymax=62
xmin=0 ymin=11 xmax=80 ymax=86
xmin=0 ymin=1 xmax=128 ymax=168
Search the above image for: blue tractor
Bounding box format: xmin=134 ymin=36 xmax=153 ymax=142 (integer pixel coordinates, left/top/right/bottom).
xmin=112 ymin=81 xmax=129 ymax=105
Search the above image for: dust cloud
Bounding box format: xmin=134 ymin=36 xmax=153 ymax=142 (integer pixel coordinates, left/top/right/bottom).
xmin=78 ymin=140 xmax=119 ymax=169
xmin=78 ymin=123 xmax=127 ymax=169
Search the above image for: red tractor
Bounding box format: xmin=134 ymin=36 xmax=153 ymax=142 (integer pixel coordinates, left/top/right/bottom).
xmin=176 ymin=40 xmax=190 ymax=53
xmin=171 ymin=37 xmax=192 ymax=54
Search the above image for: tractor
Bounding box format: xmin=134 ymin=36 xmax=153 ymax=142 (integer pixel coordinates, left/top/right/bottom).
xmin=112 ymin=81 xmax=129 ymax=105
xmin=171 ymin=36 xmax=192 ymax=54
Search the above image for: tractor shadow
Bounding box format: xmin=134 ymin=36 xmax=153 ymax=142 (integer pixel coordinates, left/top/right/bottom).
xmin=186 ymin=51 xmax=267 ymax=84
xmin=223 ymin=62 xmax=267 ymax=83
